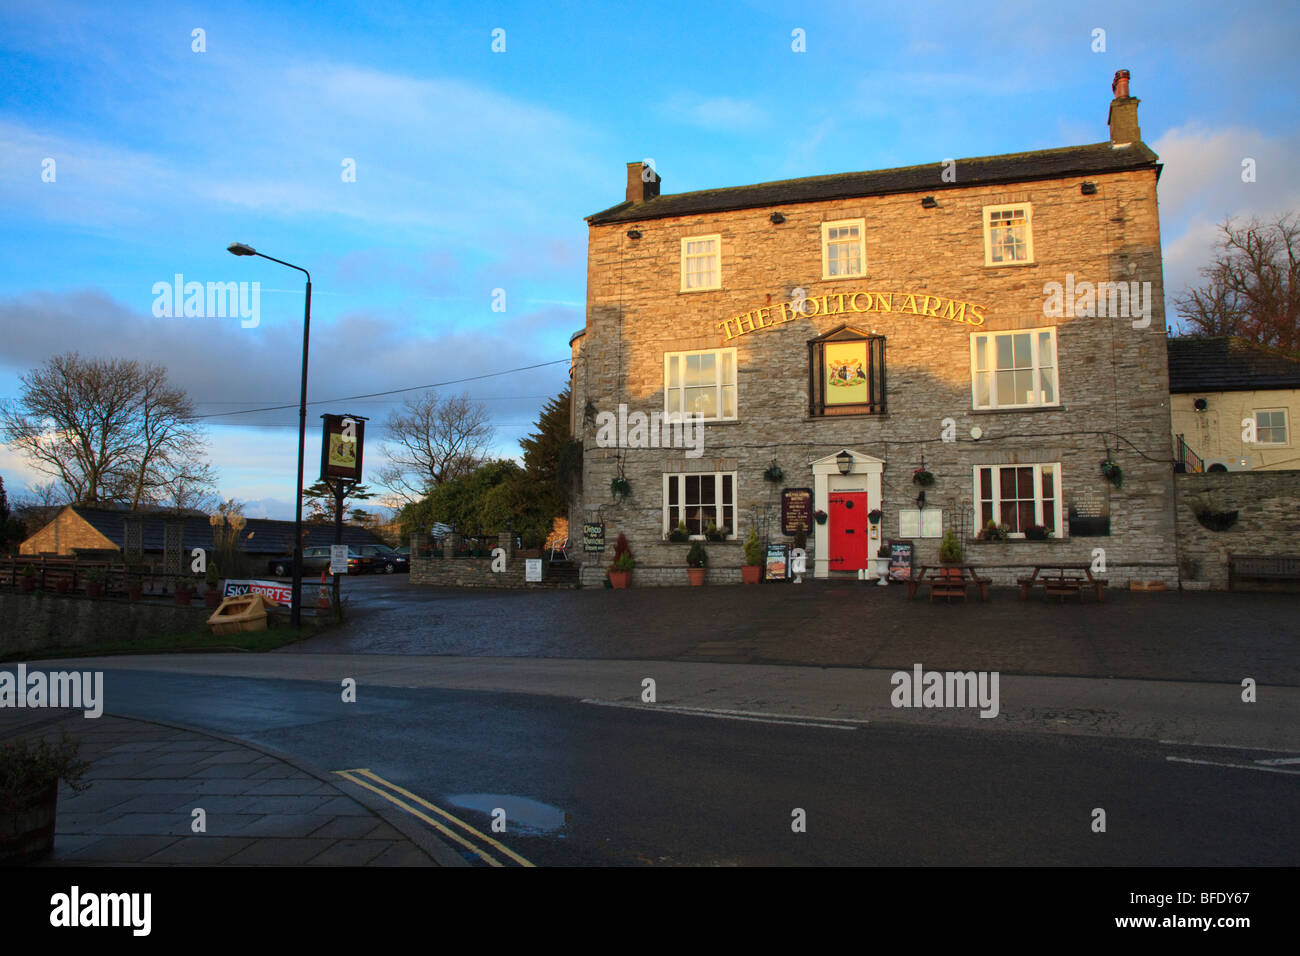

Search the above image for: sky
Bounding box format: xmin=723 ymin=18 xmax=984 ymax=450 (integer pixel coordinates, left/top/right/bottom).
xmin=2 ymin=0 xmax=1298 ymax=518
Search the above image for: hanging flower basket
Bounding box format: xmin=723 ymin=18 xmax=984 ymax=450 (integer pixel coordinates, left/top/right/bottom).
xmin=813 ymin=509 xmax=828 ymax=525
xmin=912 ymin=469 xmax=935 ymax=487
xmin=867 ymin=509 xmax=882 ymax=524
xmin=610 ymin=476 xmax=631 ymax=500
xmin=763 ymin=464 xmax=784 ymax=483
xmin=1100 ymin=460 xmax=1123 ymax=489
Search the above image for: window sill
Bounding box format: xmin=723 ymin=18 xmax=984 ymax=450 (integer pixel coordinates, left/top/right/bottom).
xmin=982 ymin=261 xmax=1038 ymax=269
xmin=678 ymin=286 xmax=725 ymax=295
xmin=970 ymin=405 xmax=1065 ymax=415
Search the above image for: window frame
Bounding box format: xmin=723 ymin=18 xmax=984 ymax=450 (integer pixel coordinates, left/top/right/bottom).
xmin=662 ymin=472 xmax=738 ymax=539
xmin=663 ymin=347 xmax=738 ymax=423
xmin=969 ymin=326 xmax=1060 ymax=410
xmin=680 ymin=234 xmax=722 ymax=292
xmin=972 ymin=462 xmax=1064 ymax=538
xmin=821 ymin=218 xmax=867 ymax=280
xmin=1253 ymin=408 xmax=1290 ymax=445
xmin=982 ymin=203 xmax=1034 ymax=266
xmin=898 ymin=508 xmax=943 ymax=538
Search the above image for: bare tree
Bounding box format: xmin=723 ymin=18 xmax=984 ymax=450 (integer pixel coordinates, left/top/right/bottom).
xmin=377 ymin=392 xmax=493 ymax=504
xmin=0 ymin=352 xmax=215 ymax=509
xmin=1174 ymin=213 xmax=1300 ymax=355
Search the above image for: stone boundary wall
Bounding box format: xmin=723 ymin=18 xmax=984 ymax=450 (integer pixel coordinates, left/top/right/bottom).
xmin=1174 ymin=471 xmax=1300 ymax=590
xmin=1 ymin=591 xmax=210 ymax=657
xmin=410 ymin=555 xmax=532 ymax=588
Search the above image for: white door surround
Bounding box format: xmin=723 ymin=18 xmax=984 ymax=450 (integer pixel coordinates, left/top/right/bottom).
xmin=810 ymin=449 xmax=884 ymax=579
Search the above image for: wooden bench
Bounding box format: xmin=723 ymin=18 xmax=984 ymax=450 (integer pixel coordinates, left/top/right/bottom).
xmin=1228 ymin=554 xmax=1300 ymax=590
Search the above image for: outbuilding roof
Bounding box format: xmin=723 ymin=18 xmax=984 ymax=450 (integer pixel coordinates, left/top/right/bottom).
xmin=66 ymin=508 xmax=387 ymax=555
xmin=586 ymin=141 xmax=1160 ymax=225
xmin=1168 ymin=337 xmax=1300 ymax=393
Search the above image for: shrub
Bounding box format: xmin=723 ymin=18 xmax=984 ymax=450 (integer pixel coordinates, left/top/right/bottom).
xmin=0 ymin=732 xmax=90 ymax=812
xmin=743 ymin=530 xmax=762 ymax=566
xmin=687 ymin=540 xmax=707 ymax=567
xmin=938 ymin=529 xmax=962 ymax=563
xmin=611 ymin=533 xmax=634 ymax=571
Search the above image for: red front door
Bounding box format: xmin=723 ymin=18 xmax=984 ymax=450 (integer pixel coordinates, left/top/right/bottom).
xmin=828 ymin=492 xmax=869 ymax=571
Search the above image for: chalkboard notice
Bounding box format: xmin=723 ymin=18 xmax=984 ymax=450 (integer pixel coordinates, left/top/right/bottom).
xmin=765 ymin=543 xmax=790 ymax=582
xmin=781 ymin=488 xmax=813 ymax=535
xmin=1068 ymin=488 xmax=1111 ymax=536
xmin=583 ymin=522 xmax=605 ymax=553
xmin=888 ymin=540 xmax=914 ymax=581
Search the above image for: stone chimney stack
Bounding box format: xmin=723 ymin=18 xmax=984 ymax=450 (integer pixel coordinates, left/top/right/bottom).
xmin=1108 ymin=69 xmax=1141 ymax=146
xmin=626 ymin=161 xmax=660 ymax=204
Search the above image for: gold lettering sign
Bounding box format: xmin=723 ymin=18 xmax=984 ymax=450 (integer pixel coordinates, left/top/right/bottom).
xmin=718 ymin=289 xmax=986 ymax=341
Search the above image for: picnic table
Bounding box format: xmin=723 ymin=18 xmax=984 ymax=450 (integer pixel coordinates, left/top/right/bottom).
xmin=1017 ymin=563 xmax=1108 ymax=602
xmin=906 ymin=564 xmax=991 ymax=603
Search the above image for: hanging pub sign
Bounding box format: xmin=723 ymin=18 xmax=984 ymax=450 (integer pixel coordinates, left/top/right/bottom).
xmin=781 ymin=488 xmax=813 ymax=535
xmin=765 ymin=543 xmax=790 ymax=582
xmin=320 ymin=414 xmax=365 ymax=482
xmin=583 ymin=522 xmax=606 ymax=553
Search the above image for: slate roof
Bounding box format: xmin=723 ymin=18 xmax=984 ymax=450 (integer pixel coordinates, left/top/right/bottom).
xmin=67 ymin=508 xmax=386 ymax=555
xmin=1167 ymin=337 xmax=1300 ymax=393
xmin=586 ymin=141 xmax=1161 ymax=225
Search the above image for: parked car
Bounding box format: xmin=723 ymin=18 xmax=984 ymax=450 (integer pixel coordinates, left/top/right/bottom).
xmin=266 ymin=546 xmax=368 ymax=577
xmin=356 ymin=543 xmax=410 ymax=573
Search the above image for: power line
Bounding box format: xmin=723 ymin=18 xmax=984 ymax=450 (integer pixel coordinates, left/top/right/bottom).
xmin=194 ymin=359 xmax=569 ymax=420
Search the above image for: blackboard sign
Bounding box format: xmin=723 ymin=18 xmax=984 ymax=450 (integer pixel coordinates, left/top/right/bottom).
xmin=583 ymin=522 xmax=605 ymax=553
xmin=888 ymin=540 xmax=914 ymax=581
xmin=765 ymin=543 xmax=790 ymax=581
xmin=1068 ymin=488 xmax=1111 ymax=536
xmin=781 ymin=488 xmax=813 ymax=535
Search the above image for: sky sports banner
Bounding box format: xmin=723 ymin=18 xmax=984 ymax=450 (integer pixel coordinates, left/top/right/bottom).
xmin=220 ymin=579 xmax=292 ymax=604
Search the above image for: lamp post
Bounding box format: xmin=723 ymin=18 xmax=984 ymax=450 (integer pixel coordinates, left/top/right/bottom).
xmin=228 ymin=242 xmax=311 ymax=627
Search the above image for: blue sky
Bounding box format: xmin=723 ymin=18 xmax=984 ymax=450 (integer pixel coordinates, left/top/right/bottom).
xmin=2 ymin=0 xmax=1297 ymax=517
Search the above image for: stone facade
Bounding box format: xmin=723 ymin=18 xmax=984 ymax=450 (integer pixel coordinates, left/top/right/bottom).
xmin=1171 ymin=388 xmax=1300 ymax=471
xmin=570 ymin=77 xmax=1180 ymax=587
xmin=19 ymin=509 xmax=116 ymax=556
xmin=1174 ymin=471 xmax=1300 ymax=590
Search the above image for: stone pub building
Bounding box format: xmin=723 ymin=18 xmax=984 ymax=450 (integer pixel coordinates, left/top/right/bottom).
xmin=569 ymin=71 xmax=1179 ymax=586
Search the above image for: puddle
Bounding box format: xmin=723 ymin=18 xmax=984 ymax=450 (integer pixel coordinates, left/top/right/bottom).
xmin=445 ymin=793 xmax=568 ymax=835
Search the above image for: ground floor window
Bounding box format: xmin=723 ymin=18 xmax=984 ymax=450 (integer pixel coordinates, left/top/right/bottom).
xmin=974 ymin=463 xmax=1062 ymax=536
xmin=664 ymin=472 xmax=735 ymax=536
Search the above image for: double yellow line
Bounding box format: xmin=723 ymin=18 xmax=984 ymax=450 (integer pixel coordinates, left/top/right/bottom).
xmin=333 ymin=768 xmax=535 ymax=867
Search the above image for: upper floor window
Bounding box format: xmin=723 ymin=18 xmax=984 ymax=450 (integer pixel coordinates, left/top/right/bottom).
xmin=808 ymin=326 xmax=886 ymax=416
xmin=821 ymin=219 xmax=866 ymax=279
xmin=681 ymin=235 xmax=721 ymax=291
xmin=665 ymin=348 xmax=737 ymax=421
xmin=970 ymin=327 xmax=1058 ymax=410
xmin=1254 ymin=409 xmax=1289 ymax=444
xmin=975 ymin=463 xmax=1062 ymax=537
xmin=983 ymin=204 xmax=1033 ymax=265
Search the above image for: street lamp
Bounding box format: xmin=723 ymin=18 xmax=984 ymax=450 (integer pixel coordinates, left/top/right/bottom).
xmin=227 ymin=242 xmax=312 ymax=627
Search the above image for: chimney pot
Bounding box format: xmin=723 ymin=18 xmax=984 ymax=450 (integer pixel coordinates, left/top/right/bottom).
xmin=1112 ymin=69 xmax=1130 ymax=99
xmin=1107 ymin=70 xmax=1141 ymax=145
xmin=625 ymin=161 xmax=661 ymax=204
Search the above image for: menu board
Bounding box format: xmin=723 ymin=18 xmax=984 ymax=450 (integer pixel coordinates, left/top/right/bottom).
xmin=887 ymin=540 xmax=914 ymax=581
xmin=764 ymin=543 xmax=790 ymax=582
xmin=781 ymin=488 xmax=813 ymax=534
xmin=583 ymin=522 xmax=605 ymax=553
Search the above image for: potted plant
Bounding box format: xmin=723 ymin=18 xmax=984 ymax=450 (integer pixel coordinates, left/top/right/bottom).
xmin=938 ymin=529 xmax=963 ymax=566
xmin=686 ymin=540 xmax=707 ymax=586
xmin=813 ymin=509 xmax=828 ymax=526
xmin=867 ymin=508 xmax=882 ymax=525
xmin=913 ymin=467 xmax=935 ymax=487
xmin=791 ymin=521 xmax=807 ymax=553
xmin=763 ymin=463 xmax=784 ymax=483
xmin=54 ymin=575 xmax=70 ymax=595
xmin=1100 ymin=459 xmax=1123 ymax=489
xmin=610 ymin=476 xmax=631 ymax=501
xmin=667 ymin=521 xmax=689 ymax=543
xmin=873 ymin=544 xmax=892 ymax=585
xmin=741 ymin=529 xmax=762 ymax=584
xmin=83 ymin=566 xmax=106 ymax=598
xmin=203 ymin=564 xmax=222 ymax=607
xmin=608 ymin=534 xmax=634 ymax=588
xmin=0 ymin=731 xmax=89 ymax=863
xmin=173 ymin=575 xmax=196 ymax=606
xmin=1025 ymin=524 xmax=1053 ymax=540
xmin=704 ymin=521 xmax=727 ymax=542
xmin=978 ymin=520 xmax=1008 ymax=542
xmin=19 ymin=565 xmax=36 ymax=593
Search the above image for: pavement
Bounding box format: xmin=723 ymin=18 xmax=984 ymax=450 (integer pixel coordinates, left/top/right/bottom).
xmin=0 ymin=710 xmax=461 ymax=867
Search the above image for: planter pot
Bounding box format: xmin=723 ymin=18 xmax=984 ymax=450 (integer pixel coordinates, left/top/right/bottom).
xmin=741 ymin=565 xmax=761 ymax=584
xmin=687 ymin=567 xmax=706 ymax=586
xmin=0 ymin=781 xmax=58 ymax=863
xmin=85 ymin=582 xmax=104 ymax=599
xmin=174 ymin=589 xmax=195 ymax=607
xmin=54 ymin=579 xmax=70 ymax=595
xmin=203 ymin=589 xmax=222 ymax=608
xmin=872 ymin=556 xmax=891 ymax=585
xmin=19 ymin=577 xmax=36 ymax=593
xmin=126 ymin=585 xmax=142 ymax=602
xmin=608 ymin=570 xmax=631 ymax=589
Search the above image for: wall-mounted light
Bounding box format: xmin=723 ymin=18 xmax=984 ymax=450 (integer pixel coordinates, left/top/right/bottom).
xmin=836 ymin=450 xmax=853 ymax=475
xmin=769 ymin=212 xmax=786 ymax=224
xmin=921 ymin=196 xmax=938 ymax=209
xmin=1193 ymin=398 xmax=1208 ymax=412
xmin=626 ymin=229 xmax=642 ymax=239
xmin=1081 ymin=181 xmax=1098 ymax=195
